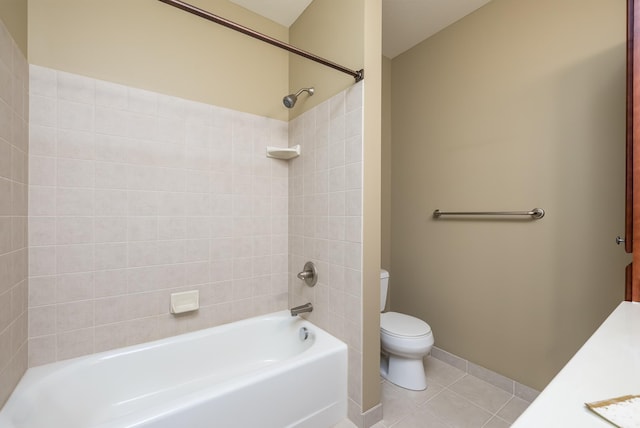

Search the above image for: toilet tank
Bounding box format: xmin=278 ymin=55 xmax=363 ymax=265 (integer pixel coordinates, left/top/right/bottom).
xmin=380 ymin=269 xmax=389 ymax=312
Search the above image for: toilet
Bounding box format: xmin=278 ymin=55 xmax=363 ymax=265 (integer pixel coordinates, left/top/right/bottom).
xmin=380 ymin=269 xmax=434 ymax=391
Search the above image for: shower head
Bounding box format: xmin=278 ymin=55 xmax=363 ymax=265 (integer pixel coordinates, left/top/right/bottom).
xmin=283 ymin=87 xmax=314 ymax=108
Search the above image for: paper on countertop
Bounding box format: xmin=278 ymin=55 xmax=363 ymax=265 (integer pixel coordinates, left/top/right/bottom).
xmin=586 ymin=395 xmax=640 ymax=428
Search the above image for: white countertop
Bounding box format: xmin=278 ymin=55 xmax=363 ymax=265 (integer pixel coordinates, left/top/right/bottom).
xmin=513 ymin=301 xmax=640 ymax=427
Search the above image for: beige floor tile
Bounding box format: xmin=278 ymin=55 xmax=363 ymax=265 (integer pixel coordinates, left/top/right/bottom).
xmin=382 ymin=382 xmax=442 ymax=426
xmin=371 ymin=357 xmax=532 ymax=428
xmin=496 ymin=396 xmax=530 ymax=423
xmin=380 ymin=381 xmax=426 ymax=426
xmin=383 ymin=379 xmax=444 ymax=407
xmin=333 ymin=418 xmax=358 ymax=428
xmin=448 ymin=374 xmax=513 ymax=413
xmin=390 ymin=404 xmax=456 ymax=428
xmin=420 ymin=389 xmax=493 ymax=428
xmin=482 ymin=416 xmax=511 ymax=428
xmin=424 ymin=356 xmax=466 ymax=387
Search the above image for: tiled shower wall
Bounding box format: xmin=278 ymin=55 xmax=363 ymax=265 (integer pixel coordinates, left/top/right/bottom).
xmin=288 ymin=83 xmax=364 ymax=418
xmin=0 ymin=21 xmax=28 ymax=406
xmin=27 ymin=66 xmax=289 ymax=365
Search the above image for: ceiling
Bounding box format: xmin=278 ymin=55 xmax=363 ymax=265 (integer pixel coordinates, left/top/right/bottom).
xmin=227 ymin=0 xmax=313 ymax=28
xmin=228 ymin=0 xmax=491 ymax=58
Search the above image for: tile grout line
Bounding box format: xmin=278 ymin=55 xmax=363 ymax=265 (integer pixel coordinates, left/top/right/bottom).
xmin=481 ymin=394 xmax=517 ymax=427
xmin=446 ymin=373 xmax=521 ymax=426
xmin=442 ymin=385 xmax=502 ymax=420
xmin=430 ymin=347 xmax=539 ymax=401
xmin=428 ymin=370 xmax=518 ymax=426
xmin=377 ymin=358 xmax=531 ymax=428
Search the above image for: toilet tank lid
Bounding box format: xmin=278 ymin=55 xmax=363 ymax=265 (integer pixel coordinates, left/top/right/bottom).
xmin=380 ymin=269 xmax=389 ymax=279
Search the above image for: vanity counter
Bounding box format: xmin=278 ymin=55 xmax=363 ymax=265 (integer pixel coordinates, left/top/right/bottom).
xmin=513 ymin=301 xmax=640 ymax=427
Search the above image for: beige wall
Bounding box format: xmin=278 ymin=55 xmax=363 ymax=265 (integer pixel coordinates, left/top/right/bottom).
xmin=0 ymin=0 xmax=27 ymax=56
xmin=0 ymin=16 xmax=28 ymax=406
xmin=28 ymin=0 xmax=289 ymax=120
xmin=390 ymin=0 xmax=629 ymax=391
xmin=361 ymin=0 xmax=382 ymax=418
xmin=381 ymin=56 xmax=391 ymax=274
xmin=288 ymin=0 xmax=364 ymax=119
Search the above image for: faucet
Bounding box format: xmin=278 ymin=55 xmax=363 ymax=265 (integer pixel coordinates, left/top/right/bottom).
xmin=290 ymin=302 xmax=313 ymax=316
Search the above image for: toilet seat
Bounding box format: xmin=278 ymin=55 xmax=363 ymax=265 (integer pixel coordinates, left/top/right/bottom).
xmin=381 ymin=312 xmax=431 ymax=338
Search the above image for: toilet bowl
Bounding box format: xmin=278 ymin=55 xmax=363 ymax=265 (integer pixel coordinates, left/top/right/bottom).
xmin=380 ymin=270 xmax=434 ymax=391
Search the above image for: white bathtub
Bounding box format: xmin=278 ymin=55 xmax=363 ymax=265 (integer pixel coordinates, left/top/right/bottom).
xmin=0 ymin=311 xmax=347 ymax=428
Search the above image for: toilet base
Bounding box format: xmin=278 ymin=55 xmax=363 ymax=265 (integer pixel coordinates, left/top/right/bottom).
xmin=380 ymin=353 xmax=427 ymax=391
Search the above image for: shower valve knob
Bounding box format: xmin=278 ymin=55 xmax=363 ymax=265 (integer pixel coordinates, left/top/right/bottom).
xmin=297 ymin=261 xmax=317 ymax=287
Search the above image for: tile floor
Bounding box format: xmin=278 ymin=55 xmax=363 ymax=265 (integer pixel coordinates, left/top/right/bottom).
xmin=336 ymin=356 xmax=532 ymax=428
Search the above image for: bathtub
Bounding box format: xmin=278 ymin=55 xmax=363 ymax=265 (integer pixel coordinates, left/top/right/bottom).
xmin=0 ymin=311 xmax=347 ymax=428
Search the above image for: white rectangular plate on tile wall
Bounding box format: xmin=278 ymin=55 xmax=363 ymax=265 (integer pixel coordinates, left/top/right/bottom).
xmin=170 ymin=290 xmax=199 ymax=314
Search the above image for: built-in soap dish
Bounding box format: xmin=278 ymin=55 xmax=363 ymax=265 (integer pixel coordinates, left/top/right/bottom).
xmin=170 ymin=290 xmax=199 ymax=314
xmin=266 ymin=144 xmax=300 ymax=160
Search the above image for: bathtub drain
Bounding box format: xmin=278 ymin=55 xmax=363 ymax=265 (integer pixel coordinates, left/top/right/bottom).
xmin=299 ymin=327 xmax=309 ymax=341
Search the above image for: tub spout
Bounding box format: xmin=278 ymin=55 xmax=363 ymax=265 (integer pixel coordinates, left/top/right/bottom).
xmin=290 ymin=303 xmax=313 ymax=316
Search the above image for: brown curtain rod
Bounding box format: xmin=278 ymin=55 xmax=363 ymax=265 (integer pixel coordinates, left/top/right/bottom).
xmin=158 ymin=0 xmax=364 ymax=82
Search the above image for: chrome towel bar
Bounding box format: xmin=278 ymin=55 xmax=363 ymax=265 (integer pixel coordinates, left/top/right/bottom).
xmin=433 ymin=208 xmax=545 ymax=220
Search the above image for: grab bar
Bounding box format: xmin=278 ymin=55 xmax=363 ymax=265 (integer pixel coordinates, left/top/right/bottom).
xmin=433 ymin=208 xmax=545 ymax=219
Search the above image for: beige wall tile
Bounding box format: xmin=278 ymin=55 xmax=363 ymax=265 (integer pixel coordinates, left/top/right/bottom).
xmin=94 ymin=217 xmax=127 ymax=243
xmin=0 ymin=217 xmax=10 ymax=254
xmin=28 ymin=216 xmax=55 ymax=246
xmin=94 ymin=243 xmax=127 ymax=270
xmin=56 ymin=244 xmax=94 ymax=274
xmin=28 ymin=305 xmax=56 ymax=337
xmin=28 ymin=185 xmax=56 ymax=216
xmin=56 ymin=188 xmax=94 ymax=216
xmin=57 ymin=129 xmax=95 ymax=160
xmin=0 ymin=177 xmax=11 ymax=215
xmin=94 ymin=295 xmax=128 ymax=326
xmin=0 ymin=254 xmax=11 ymax=295
xmin=94 ymin=322 xmax=127 ymax=353
xmin=11 ymin=217 xmax=27 ymax=252
xmin=94 ymin=269 xmax=127 ymax=298
xmin=29 ymin=155 xmax=56 ymax=186
xmin=28 ymin=335 xmax=56 ymax=366
xmin=29 ymin=126 xmax=55 ymax=156
xmin=94 ymin=189 xmax=127 ymax=216
xmin=29 ymin=68 xmax=290 ymax=365
xmin=28 ymin=246 xmax=56 ymax=276
xmin=56 ymin=158 xmax=95 ymax=188
xmin=55 ymin=273 xmax=94 ymax=304
xmin=56 ymin=300 xmax=94 ymax=332
xmin=125 ymin=317 xmax=160 ymax=346
xmin=288 ymin=88 xmax=364 ymax=412
xmin=0 ymin=139 xmax=10 ymax=180
xmin=56 ymin=327 xmax=94 ymax=360
xmin=56 ymin=217 xmax=94 ymax=245
xmin=11 ymin=182 xmax=27 ymax=216
xmin=28 ymin=275 xmax=56 ymax=307
xmin=0 ymin=290 xmax=11 ymax=332
xmin=0 ymin=21 xmax=28 ymax=407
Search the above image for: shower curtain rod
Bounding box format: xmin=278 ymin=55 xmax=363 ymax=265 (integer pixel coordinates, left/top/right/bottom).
xmin=158 ymin=0 xmax=364 ymax=82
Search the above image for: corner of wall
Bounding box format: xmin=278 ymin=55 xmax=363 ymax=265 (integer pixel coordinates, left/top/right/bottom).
xmin=0 ymin=15 xmax=29 ymax=407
